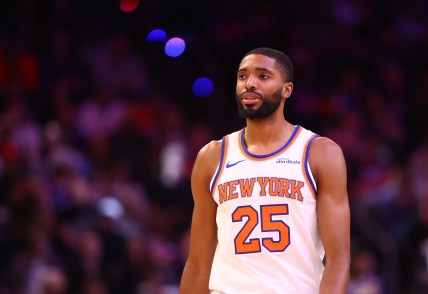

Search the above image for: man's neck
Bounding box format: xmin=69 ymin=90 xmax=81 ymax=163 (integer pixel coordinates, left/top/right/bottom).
xmin=243 ymin=116 xmax=295 ymax=154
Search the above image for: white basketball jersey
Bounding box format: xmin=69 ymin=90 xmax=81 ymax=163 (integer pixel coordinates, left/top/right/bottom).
xmin=209 ymin=125 xmax=324 ymax=294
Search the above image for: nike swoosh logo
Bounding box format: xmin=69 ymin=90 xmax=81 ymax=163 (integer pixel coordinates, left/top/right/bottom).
xmin=226 ymin=159 xmax=246 ymax=168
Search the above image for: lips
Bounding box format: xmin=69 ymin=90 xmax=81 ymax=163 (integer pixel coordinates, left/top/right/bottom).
xmin=241 ymin=92 xmax=262 ymax=105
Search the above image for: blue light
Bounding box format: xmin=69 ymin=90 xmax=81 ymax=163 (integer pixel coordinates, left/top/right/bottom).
xmin=146 ymin=29 xmax=167 ymax=42
xmin=192 ymin=77 xmax=214 ymax=98
xmin=164 ymin=37 xmax=186 ymax=57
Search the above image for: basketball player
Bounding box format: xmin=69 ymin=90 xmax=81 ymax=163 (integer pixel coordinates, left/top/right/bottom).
xmin=180 ymin=47 xmax=350 ymax=293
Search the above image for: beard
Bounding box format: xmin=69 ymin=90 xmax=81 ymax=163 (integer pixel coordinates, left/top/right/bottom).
xmin=235 ymin=89 xmax=282 ymax=120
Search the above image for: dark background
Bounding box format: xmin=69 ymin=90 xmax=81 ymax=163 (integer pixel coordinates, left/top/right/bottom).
xmin=1 ymin=0 xmax=428 ymax=293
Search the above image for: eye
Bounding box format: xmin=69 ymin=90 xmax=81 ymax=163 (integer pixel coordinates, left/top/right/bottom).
xmin=238 ymin=73 xmax=246 ymax=80
xmin=260 ymin=74 xmax=270 ymax=80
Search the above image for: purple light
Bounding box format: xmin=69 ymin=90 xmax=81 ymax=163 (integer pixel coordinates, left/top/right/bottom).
xmin=164 ymin=37 xmax=186 ymax=57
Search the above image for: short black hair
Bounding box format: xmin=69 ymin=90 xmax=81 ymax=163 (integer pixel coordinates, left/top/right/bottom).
xmin=242 ymin=47 xmax=294 ymax=83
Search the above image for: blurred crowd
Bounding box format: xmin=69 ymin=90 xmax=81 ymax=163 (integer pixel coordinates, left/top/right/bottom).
xmin=1 ymin=0 xmax=428 ymax=293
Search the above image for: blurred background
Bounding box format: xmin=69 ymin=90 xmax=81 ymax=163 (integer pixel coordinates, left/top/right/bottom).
xmin=0 ymin=0 xmax=428 ymax=293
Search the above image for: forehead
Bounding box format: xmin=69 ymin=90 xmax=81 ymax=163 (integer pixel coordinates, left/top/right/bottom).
xmin=238 ymin=54 xmax=277 ymax=72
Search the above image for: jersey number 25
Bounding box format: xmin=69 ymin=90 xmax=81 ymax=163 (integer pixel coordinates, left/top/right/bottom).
xmin=232 ymin=204 xmax=290 ymax=254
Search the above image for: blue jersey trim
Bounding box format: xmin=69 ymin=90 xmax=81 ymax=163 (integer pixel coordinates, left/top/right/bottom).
xmin=240 ymin=125 xmax=301 ymax=159
xmin=210 ymin=136 xmax=226 ymax=192
xmin=304 ymin=134 xmax=319 ymax=194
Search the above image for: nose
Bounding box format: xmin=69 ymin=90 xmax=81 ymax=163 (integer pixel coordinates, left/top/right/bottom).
xmin=244 ymin=75 xmax=256 ymax=90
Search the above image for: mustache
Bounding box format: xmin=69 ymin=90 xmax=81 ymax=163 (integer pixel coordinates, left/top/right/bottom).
xmin=239 ymin=90 xmax=263 ymax=99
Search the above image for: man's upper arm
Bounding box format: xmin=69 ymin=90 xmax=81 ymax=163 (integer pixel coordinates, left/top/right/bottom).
xmin=185 ymin=140 xmax=221 ymax=275
xmin=310 ymin=137 xmax=350 ymax=266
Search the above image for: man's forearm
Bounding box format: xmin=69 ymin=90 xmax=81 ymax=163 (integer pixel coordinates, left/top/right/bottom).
xmin=180 ymin=262 xmax=211 ymax=294
xmin=319 ymin=260 xmax=350 ymax=294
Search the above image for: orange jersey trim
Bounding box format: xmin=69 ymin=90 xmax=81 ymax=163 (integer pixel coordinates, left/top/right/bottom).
xmin=301 ymin=133 xmax=319 ymax=199
xmin=238 ymin=126 xmax=303 ymax=161
xmin=211 ymin=135 xmax=228 ymax=197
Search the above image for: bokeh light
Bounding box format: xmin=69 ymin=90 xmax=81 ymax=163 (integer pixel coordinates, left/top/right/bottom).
xmin=146 ymin=29 xmax=167 ymax=42
xmin=192 ymin=77 xmax=214 ymax=98
xmin=119 ymin=0 xmax=139 ymax=13
xmin=97 ymin=196 xmax=124 ymax=220
xmin=164 ymin=37 xmax=186 ymax=57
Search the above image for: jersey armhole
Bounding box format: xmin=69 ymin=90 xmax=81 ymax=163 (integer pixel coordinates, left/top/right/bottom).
xmin=210 ymin=136 xmax=228 ymax=194
xmin=302 ymin=134 xmax=319 ymax=199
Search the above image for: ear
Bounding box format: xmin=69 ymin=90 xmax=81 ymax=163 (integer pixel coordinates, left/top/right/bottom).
xmin=282 ymin=82 xmax=293 ymax=100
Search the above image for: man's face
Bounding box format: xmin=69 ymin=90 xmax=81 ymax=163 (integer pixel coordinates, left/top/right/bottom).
xmin=235 ymin=54 xmax=286 ymax=120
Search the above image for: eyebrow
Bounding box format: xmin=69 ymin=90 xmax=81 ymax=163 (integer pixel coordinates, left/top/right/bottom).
xmin=237 ymin=67 xmax=274 ymax=74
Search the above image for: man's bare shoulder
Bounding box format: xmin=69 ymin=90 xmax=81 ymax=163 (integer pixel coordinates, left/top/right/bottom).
xmin=193 ymin=139 xmax=223 ymax=179
xmin=309 ymin=136 xmax=347 ymax=180
xmin=199 ymin=139 xmax=223 ymax=156
xmin=311 ymin=136 xmax=344 ymax=159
